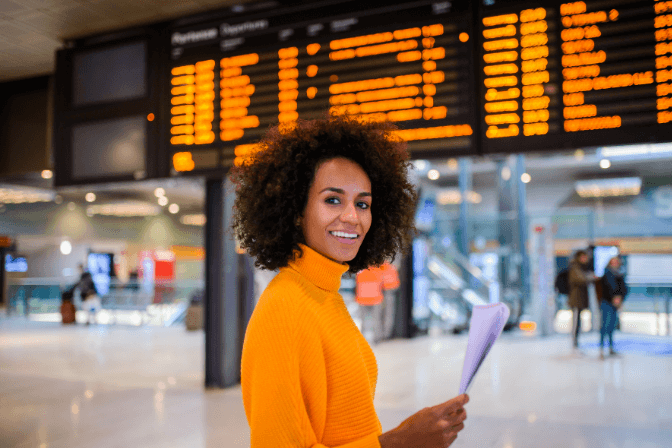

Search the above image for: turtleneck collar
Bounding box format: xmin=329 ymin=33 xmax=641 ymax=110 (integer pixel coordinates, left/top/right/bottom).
xmin=286 ymin=244 xmax=349 ymax=292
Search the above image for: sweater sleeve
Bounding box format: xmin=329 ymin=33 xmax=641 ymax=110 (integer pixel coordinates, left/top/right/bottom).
xmin=241 ymin=292 xmax=381 ymax=448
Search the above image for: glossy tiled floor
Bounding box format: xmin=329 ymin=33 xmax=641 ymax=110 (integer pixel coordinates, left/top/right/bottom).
xmin=2 ymin=318 xmax=672 ymax=448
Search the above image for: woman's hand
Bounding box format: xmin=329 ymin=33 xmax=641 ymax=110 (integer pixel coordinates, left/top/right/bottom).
xmin=378 ymin=394 xmax=469 ymax=448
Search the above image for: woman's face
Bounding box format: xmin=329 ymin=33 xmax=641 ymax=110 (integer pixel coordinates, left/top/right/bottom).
xmin=301 ymin=157 xmax=372 ymax=264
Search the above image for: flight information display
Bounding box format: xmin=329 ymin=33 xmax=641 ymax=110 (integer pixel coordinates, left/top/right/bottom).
xmin=166 ymin=1 xmax=478 ymax=170
xmin=478 ymin=0 xmax=672 ymax=154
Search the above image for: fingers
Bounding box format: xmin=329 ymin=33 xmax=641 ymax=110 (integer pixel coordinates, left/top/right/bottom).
xmin=442 ymin=394 xmax=469 ymax=414
xmin=450 ymin=422 xmax=465 ymax=432
xmin=444 ymin=431 xmax=459 ymax=447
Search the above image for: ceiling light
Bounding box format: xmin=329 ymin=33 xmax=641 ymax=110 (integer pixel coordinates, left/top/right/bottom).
xmin=67 ymin=202 xmax=76 ymax=211
xmin=154 ymin=187 xmax=166 ymax=197
xmin=437 ymin=190 xmax=462 ymax=205
xmin=158 ymin=196 xmax=168 ymax=206
xmin=521 ymin=173 xmax=531 ymax=183
xmin=601 ymin=143 xmax=672 ymax=157
xmin=0 ymin=186 xmax=54 ymax=204
xmin=436 ymin=190 xmax=482 ymax=205
xmin=501 ymin=166 xmax=511 ymax=181
xmin=427 ymin=169 xmax=440 ymax=180
xmin=574 ymin=149 xmax=584 ymax=160
xmin=41 ymin=170 xmax=53 ymax=179
xmin=85 ymin=192 xmax=96 ymax=202
xmin=181 ymin=214 xmax=206 ymax=226
xmin=168 ymin=203 xmax=180 ymax=214
xmin=466 ymin=191 xmax=482 ymax=204
xmin=413 ymin=160 xmax=428 ymax=171
xmin=60 ymin=240 xmax=72 ymax=255
xmin=86 ymin=201 xmax=161 ymax=217
xmin=575 ymin=177 xmax=641 ymax=198
xmin=599 ymin=159 xmax=611 ymax=169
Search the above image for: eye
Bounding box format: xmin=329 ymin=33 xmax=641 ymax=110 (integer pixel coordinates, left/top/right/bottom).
xmin=357 ymin=201 xmax=370 ymax=210
xmin=325 ymin=197 xmax=340 ymax=205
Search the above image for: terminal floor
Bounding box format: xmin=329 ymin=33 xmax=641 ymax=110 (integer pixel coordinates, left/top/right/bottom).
xmin=2 ymin=319 xmax=672 ymax=448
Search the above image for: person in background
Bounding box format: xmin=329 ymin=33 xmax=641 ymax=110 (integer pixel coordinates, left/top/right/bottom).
xmin=77 ymin=263 xmax=96 ymax=295
xmin=233 ymin=115 xmax=468 ymax=448
xmin=81 ymin=288 xmax=101 ymax=325
xmin=355 ymin=262 xmax=398 ymax=344
xmin=380 ymin=262 xmax=400 ymax=340
xmin=568 ymin=249 xmax=597 ymax=353
xmin=600 ymin=256 xmax=628 ymax=359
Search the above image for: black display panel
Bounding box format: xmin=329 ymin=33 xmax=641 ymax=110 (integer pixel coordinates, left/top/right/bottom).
xmin=477 ymin=0 xmax=672 ymax=154
xmin=71 ymin=116 xmax=146 ymax=179
xmin=73 ymin=41 xmax=147 ymax=106
xmin=166 ymin=0 xmax=479 ymax=171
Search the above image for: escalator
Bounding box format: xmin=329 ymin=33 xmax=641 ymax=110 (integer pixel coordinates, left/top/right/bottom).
xmin=416 ymin=248 xmax=521 ymax=334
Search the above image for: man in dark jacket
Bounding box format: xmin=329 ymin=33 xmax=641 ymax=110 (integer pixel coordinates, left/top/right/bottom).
xmin=600 ymin=257 xmax=627 ymax=358
xmin=568 ymin=250 xmax=596 ymax=352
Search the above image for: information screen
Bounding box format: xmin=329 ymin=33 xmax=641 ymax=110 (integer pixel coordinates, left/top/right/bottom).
xmin=478 ymin=0 xmax=672 ymax=154
xmin=166 ymin=1 xmax=478 ymax=170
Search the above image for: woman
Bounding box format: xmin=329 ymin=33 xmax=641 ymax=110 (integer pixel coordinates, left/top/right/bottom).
xmin=600 ymin=257 xmax=627 ymax=358
xmin=568 ymin=250 xmax=596 ymax=352
xmin=232 ymin=116 xmax=469 ymax=448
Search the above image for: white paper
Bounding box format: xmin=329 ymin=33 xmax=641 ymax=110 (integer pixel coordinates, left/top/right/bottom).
xmin=459 ymin=303 xmax=510 ymax=395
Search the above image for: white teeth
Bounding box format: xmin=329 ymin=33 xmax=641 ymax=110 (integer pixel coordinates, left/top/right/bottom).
xmin=330 ymin=231 xmax=357 ymax=239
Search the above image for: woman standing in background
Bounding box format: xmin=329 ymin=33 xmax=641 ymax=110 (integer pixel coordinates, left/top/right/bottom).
xmin=568 ymin=250 xmax=597 ymax=353
xmin=600 ymin=257 xmax=628 ymax=359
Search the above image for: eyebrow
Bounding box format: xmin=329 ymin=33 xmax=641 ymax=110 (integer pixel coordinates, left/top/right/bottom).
xmin=320 ymin=187 xmax=371 ymax=197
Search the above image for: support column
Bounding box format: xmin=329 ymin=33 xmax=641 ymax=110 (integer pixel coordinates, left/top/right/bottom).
xmin=205 ymin=177 xmax=254 ymax=388
xmin=0 ymin=248 xmax=5 ymax=307
xmin=497 ymin=157 xmax=517 ymax=291
xmin=457 ymin=158 xmax=472 ymax=257
xmin=516 ymin=155 xmax=531 ymax=318
xmin=394 ymin=250 xmax=414 ymax=338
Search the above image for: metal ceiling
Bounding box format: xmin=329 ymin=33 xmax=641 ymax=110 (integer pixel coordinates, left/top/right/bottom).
xmin=0 ymin=0 xmax=256 ymax=82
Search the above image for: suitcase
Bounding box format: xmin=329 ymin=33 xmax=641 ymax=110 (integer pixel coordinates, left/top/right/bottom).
xmin=61 ymin=301 xmax=76 ymax=324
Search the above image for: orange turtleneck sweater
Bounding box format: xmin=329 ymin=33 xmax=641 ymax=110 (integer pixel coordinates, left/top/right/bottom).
xmin=241 ymin=244 xmax=382 ymax=448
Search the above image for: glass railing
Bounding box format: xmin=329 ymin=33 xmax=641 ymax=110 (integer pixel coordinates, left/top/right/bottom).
xmin=5 ymin=277 xmax=204 ymax=326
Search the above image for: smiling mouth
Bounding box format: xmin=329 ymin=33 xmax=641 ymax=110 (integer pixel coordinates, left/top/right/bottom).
xmin=329 ymin=231 xmax=358 ymax=239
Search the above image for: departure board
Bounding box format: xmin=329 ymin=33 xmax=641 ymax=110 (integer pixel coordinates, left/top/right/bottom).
xmin=166 ymin=0 xmax=478 ymax=170
xmin=478 ymin=0 xmax=672 ymax=154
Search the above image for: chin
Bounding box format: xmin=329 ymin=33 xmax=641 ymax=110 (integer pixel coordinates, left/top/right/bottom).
xmin=327 ymin=246 xmax=360 ymax=264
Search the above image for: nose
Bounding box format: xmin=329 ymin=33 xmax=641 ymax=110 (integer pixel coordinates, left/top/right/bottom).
xmin=340 ymin=201 xmax=359 ymax=225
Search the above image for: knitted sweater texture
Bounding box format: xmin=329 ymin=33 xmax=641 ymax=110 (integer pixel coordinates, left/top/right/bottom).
xmin=241 ymin=244 xmax=382 ymax=448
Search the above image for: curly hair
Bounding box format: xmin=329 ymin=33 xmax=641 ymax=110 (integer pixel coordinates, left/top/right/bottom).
xmin=230 ymin=115 xmax=418 ymax=273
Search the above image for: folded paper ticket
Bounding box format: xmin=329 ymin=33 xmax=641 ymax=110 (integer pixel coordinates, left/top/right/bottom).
xmin=459 ymin=303 xmax=510 ymax=395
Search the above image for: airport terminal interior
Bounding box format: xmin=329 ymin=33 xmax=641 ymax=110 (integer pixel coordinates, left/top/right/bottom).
xmin=2 ymin=0 xmax=672 ymax=447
